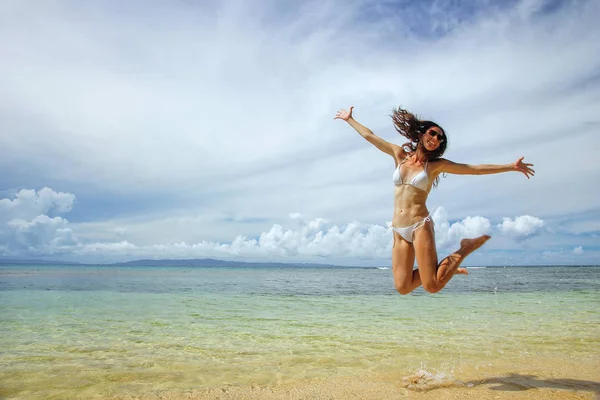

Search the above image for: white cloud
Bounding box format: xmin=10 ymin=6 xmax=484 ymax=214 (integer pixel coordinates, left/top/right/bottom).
xmin=0 ymin=188 xmax=78 ymax=256
xmin=497 ymin=216 xmax=545 ymax=241
xmin=573 ymin=246 xmax=583 ymax=255
xmin=8 ymin=215 xmax=77 ymax=248
xmin=1 ymin=188 xmax=558 ymax=265
xmin=0 ymin=187 xmax=75 ymax=223
xmin=432 ymin=208 xmax=492 ymax=249
xmin=63 ymin=219 xmax=392 ymax=263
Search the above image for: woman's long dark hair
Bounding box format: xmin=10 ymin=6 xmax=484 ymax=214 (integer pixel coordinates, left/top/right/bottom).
xmin=390 ymin=107 xmax=448 ymax=187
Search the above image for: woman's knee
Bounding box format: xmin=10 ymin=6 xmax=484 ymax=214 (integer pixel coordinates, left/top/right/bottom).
xmin=422 ymin=281 xmax=441 ymax=294
xmin=394 ymin=281 xmax=413 ymax=295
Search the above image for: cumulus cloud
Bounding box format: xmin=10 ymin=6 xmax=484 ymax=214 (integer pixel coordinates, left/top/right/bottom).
xmin=2 ymin=188 xmax=556 ymax=264
xmin=0 ymin=187 xmax=75 ymax=222
xmin=0 ymin=188 xmax=78 ymax=256
xmin=36 ymin=219 xmax=388 ymax=263
xmin=432 ymin=208 xmax=492 ymax=248
xmin=497 ymin=215 xmax=545 ymax=241
xmin=8 ymin=215 xmax=77 ymax=248
xmin=66 ymin=210 xmax=545 ymax=263
xmin=572 ymin=246 xmax=583 ymax=255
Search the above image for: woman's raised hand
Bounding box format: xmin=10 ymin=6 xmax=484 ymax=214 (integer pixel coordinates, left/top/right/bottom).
xmin=514 ymin=157 xmax=535 ymax=179
xmin=334 ymin=106 xmax=354 ymax=121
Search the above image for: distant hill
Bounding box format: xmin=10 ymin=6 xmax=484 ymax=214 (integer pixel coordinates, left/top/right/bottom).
xmin=0 ymin=257 xmax=343 ymax=268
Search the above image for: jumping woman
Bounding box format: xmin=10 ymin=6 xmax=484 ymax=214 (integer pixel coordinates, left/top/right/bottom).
xmin=334 ymin=106 xmax=534 ymax=294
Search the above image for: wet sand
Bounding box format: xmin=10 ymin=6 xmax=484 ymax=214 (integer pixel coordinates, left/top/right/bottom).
xmin=104 ymin=374 xmax=597 ymax=400
xmin=93 ymin=358 xmax=598 ymax=400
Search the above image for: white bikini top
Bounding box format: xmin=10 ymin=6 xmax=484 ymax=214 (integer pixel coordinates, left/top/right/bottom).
xmin=392 ymin=157 xmax=430 ymax=192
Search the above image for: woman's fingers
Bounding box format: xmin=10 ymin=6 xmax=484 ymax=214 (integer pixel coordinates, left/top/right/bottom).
xmin=519 ymin=164 xmax=535 ymax=178
xmin=525 ymin=169 xmax=534 ymax=178
xmin=334 ymin=106 xmax=353 ymax=120
xmin=514 ymin=157 xmax=534 ymax=179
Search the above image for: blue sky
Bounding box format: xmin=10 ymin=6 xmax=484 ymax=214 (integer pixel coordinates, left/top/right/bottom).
xmin=1 ymin=0 xmax=599 ymax=266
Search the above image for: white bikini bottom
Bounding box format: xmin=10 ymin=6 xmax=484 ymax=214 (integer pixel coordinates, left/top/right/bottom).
xmin=390 ymin=211 xmax=434 ymax=243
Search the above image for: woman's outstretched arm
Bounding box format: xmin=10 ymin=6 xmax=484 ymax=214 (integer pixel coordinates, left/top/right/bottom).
xmin=335 ymin=106 xmax=404 ymax=159
xmin=438 ymin=157 xmax=535 ymax=179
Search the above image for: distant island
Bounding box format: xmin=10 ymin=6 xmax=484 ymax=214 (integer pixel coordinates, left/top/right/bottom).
xmin=0 ymin=257 xmax=344 ymax=268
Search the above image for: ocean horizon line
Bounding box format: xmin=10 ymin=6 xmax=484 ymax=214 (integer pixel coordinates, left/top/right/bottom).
xmin=0 ymin=257 xmax=598 ymax=269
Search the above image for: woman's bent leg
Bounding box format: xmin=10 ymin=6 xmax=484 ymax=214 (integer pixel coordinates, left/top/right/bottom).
xmin=413 ymin=221 xmax=490 ymax=293
xmin=391 ymin=231 xmax=421 ymax=295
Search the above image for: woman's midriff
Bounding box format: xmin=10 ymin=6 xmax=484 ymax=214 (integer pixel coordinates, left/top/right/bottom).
xmin=392 ymin=185 xmax=430 ymax=227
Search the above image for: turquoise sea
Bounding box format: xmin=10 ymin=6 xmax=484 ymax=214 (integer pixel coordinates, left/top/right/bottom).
xmin=1 ymin=265 xmax=599 ymax=399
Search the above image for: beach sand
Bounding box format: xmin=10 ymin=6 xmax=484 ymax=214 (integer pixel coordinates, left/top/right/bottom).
xmin=103 ymin=376 xmax=597 ymax=400
xmin=82 ymin=357 xmax=597 ymax=400
xmin=3 ymin=353 xmax=598 ymax=399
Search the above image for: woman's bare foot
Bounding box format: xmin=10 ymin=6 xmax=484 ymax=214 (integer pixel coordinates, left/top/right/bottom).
xmin=455 ymin=268 xmax=468 ymax=275
xmin=459 ymin=235 xmax=491 ymax=257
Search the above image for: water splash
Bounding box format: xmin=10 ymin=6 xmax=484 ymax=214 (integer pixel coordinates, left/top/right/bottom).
xmin=402 ymin=369 xmax=465 ymax=391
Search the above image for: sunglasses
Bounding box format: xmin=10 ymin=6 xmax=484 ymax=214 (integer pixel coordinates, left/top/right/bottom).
xmin=426 ymin=130 xmax=446 ymax=142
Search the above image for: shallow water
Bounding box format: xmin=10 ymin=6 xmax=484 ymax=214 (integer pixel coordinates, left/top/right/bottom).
xmin=1 ymin=265 xmax=599 ymax=399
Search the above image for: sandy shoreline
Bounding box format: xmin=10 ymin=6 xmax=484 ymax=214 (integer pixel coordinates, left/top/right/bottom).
xmin=7 ymin=358 xmax=589 ymax=400
xmin=105 ymin=377 xmax=598 ymax=400
xmin=105 ymin=370 xmax=599 ymax=400
xmin=5 ymin=349 xmax=599 ymax=400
